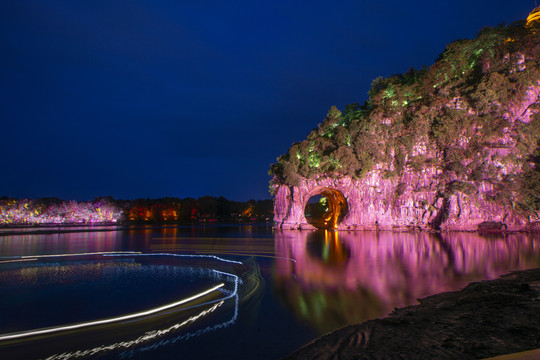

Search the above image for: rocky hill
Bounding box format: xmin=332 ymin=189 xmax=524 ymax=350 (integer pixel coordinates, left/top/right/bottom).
xmin=270 ymin=13 xmax=540 ymax=231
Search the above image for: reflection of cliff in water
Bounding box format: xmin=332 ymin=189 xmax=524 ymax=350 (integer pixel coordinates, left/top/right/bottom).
xmin=273 ymin=230 xmax=540 ymax=333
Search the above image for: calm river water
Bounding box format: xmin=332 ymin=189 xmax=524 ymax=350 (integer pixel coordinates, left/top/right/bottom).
xmin=0 ymin=225 xmax=539 ymax=359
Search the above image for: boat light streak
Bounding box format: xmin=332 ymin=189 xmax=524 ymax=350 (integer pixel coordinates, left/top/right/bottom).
xmin=105 ymin=252 xmax=243 ymax=265
xmin=194 ymin=251 xmax=297 ymax=263
xmin=44 ymin=301 xmax=224 ymax=360
xmin=0 ymin=283 xmax=225 ymax=341
xmin=121 ymin=269 xmax=240 ymax=359
xmin=0 ymin=258 xmax=38 ymax=264
xmin=43 ymin=268 xmax=242 ymax=359
xmin=20 ymin=251 xmax=141 ymax=259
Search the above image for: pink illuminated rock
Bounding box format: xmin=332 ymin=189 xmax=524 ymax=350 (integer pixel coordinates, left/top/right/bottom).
xmin=272 ymin=23 xmax=540 ymax=232
xmin=273 ymin=154 xmax=537 ymax=231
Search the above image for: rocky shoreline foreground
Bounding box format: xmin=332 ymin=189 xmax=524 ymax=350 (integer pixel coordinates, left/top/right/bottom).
xmin=285 ymin=268 xmax=540 ymax=360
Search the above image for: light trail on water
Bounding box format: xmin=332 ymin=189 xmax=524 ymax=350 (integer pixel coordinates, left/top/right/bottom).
xmin=43 ymin=267 xmax=242 ymax=360
xmin=0 ymin=283 xmax=225 ymax=341
xmin=19 ymin=251 xmax=142 ymax=259
xmin=0 ymin=252 xmax=247 ymax=359
xmin=44 ymin=301 xmax=226 ymax=360
xmin=0 ymin=258 xmax=37 ymax=264
xmin=105 ymin=252 xmax=244 ymax=265
xmin=192 ymin=250 xmax=297 ymax=262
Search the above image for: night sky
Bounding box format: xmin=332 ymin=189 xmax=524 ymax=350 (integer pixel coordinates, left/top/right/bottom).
xmin=0 ymin=1 xmax=534 ymax=201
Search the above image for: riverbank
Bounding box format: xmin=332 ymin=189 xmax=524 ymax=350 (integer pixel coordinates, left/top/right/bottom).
xmin=285 ymin=268 xmax=540 ymax=360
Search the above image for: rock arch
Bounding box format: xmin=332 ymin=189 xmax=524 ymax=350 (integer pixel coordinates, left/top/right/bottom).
xmin=274 ymin=177 xmax=358 ymax=230
xmin=273 ymin=162 xmax=538 ymax=230
xmin=304 ymin=187 xmax=348 ymax=229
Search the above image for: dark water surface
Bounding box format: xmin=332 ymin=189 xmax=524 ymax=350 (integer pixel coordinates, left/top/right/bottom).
xmin=1 ymin=225 xmax=539 ymax=359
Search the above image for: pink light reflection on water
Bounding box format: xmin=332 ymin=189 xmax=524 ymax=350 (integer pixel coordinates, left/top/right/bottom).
xmin=0 ymin=232 xmax=122 ymax=257
xmin=273 ymin=230 xmax=540 ymax=333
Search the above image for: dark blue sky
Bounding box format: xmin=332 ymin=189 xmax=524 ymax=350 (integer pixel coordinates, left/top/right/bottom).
xmin=0 ymin=1 xmax=534 ymax=201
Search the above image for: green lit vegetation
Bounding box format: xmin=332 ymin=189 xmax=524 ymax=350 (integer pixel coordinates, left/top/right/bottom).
xmin=269 ymin=20 xmax=540 ymax=212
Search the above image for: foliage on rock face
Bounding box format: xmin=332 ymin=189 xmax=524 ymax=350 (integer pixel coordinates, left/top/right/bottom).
xmin=270 ymin=20 xmax=540 ymax=212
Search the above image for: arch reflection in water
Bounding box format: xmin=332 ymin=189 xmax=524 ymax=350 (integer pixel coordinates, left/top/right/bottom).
xmin=305 ymin=230 xmax=350 ymax=266
xmin=274 ymin=230 xmax=540 ymax=333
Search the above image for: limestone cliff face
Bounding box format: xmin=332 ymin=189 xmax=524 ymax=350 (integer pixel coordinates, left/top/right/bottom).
xmin=274 ymin=84 xmax=540 ymax=231
xmin=271 ymin=20 xmax=540 ymax=231
xmin=274 ymin=164 xmax=536 ymax=231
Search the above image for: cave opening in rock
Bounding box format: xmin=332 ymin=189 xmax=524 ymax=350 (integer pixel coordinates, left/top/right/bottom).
xmin=304 ymin=188 xmax=348 ymax=229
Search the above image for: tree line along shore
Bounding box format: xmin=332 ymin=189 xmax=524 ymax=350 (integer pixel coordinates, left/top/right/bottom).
xmin=0 ymin=196 xmax=273 ymax=226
